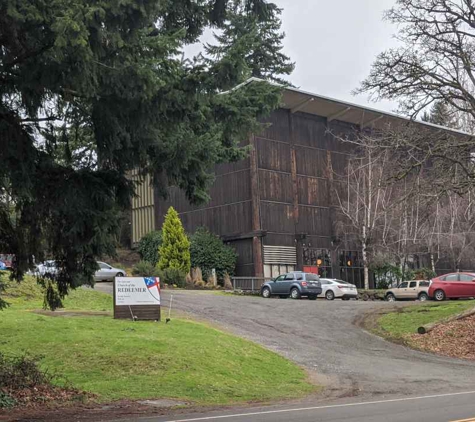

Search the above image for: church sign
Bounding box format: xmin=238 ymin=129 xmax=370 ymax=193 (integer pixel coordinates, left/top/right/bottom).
xmin=114 ymin=277 xmax=161 ymax=321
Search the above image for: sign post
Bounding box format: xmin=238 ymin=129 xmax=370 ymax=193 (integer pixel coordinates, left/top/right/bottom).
xmin=113 ymin=277 xmax=161 ymax=321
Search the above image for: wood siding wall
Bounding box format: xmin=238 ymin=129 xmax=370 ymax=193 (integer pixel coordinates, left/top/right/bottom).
xmin=256 ymin=109 xmax=355 ymax=250
xmin=153 ymin=107 xmax=360 ymax=277
xmin=154 ymin=143 xmax=256 ymax=276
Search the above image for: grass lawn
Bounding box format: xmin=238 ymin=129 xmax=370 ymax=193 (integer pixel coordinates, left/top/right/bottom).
xmin=374 ymin=301 xmax=475 ymax=341
xmin=1 ymin=276 xmax=316 ymax=404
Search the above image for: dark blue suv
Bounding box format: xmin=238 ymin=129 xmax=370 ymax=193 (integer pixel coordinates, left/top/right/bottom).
xmin=260 ymin=272 xmax=322 ymax=300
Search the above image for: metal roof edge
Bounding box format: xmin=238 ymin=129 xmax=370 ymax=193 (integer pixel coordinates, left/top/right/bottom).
xmin=239 ymin=77 xmax=473 ymax=138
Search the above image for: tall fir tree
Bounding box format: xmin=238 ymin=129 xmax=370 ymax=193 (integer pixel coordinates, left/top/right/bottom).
xmin=206 ymin=1 xmax=294 ymax=86
xmin=0 ymin=0 xmax=287 ymax=307
xmin=421 ymin=101 xmax=457 ymax=129
xmin=158 ymin=207 xmax=191 ymax=274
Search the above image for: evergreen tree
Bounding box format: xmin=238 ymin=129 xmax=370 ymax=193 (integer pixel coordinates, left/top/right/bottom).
xmin=0 ymin=0 xmax=285 ymax=307
xmin=158 ymin=207 xmax=190 ymax=274
xmin=206 ymin=1 xmax=294 ymax=86
xmin=421 ymin=101 xmax=457 ymax=129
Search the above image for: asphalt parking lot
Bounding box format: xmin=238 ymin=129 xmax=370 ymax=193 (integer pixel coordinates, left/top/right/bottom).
xmin=95 ymin=284 xmax=475 ymax=400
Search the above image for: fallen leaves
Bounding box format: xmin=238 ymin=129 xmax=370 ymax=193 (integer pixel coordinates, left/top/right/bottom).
xmin=408 ymin=314 xmax=475 ymax=360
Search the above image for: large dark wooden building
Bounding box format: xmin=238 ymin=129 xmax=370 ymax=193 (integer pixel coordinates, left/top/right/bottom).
xmin=134 ymin=79 xmax=466 ymax=288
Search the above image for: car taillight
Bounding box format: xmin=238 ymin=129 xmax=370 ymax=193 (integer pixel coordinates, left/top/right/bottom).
xmin=337 ymin=285 xmax=346 ymax=289
xmin=301 ymin=281 xmax=308 ymax=286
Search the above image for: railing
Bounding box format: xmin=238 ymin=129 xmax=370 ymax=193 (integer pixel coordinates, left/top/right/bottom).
xmin=231 ymin=277 xmax=273 ymax=292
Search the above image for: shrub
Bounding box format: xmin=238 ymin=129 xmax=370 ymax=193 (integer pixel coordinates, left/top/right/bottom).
xmin=371 ymin=263 xmax=402 ymax=289
xmin=158 ymin=268 xmax=186 ymax=288
xmin=414 ymin=267 xmax=436 ymax=280
xmin=194 ymin=280 xmax=205 ymax=288
xmin=158 ymin=207 xmax=191 ymax=274
xmin=190 ymin=227 xmax=237 ymax=282
xmin=132 ymin=261 xmax=160 ymax=277
xmin=0 ymin=391 xmax=16 ymax=409
xmin=0 ymin=353 xmax=86 ymax=407
xmin=137 ymin=231 xmax=162 ymax=266
xmin=223 ymin=272 xmax=233 ymax=290
xmin=205 ymin=276 xmax=215 ymax=289
xmin=0 ymin=353 xmax=52 ymax=391
xmin=191 ymin=267 xmax=203 ymax=284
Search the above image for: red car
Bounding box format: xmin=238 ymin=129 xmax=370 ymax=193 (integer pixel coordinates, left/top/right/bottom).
xmin=429 ymin=272 xmax=475 ymax=301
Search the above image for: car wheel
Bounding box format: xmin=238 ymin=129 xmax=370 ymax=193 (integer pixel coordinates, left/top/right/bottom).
xmin=434 ymin=289 xmax=446 ymax=301
xmin=290 ymin=288 xmax=301 ymax=300
xmin=418 ymin=292 xmax=429 ymax=302
xmin=261 ymin=287 xmax=271 ymax=298
xmin=116 ymin=272 xmax=124 ymax=278
xmin=325 ymin=290 xmax=335 ymax=301
xmin=386 ymin=293 xmax=396 ymax=302
xmin=308 ymin=295 xmax=317 ymax=300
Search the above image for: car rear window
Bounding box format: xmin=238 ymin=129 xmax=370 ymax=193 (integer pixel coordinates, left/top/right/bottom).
xmin=459 ymin=274 xmax=474 ymax=281
xmin=305 ymin=274 xmax=319 ymax=281
xmin=419 ymin=281 xmax=430 ymax=287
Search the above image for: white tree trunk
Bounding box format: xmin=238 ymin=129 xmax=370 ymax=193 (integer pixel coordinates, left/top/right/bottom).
xmin=362 ymin=243 xmax=370 ymax=290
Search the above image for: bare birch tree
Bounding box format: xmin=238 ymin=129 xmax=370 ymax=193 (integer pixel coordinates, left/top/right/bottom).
xmin=334 ymin=135 xmax=394 ymax=289
xmin=357 ymin=0 xmax=475 ymax=194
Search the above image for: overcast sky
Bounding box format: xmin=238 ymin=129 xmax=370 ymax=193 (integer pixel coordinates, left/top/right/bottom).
xmin=274 ymin=0 xmax=400 ymax=113
xmin=187 ymin=1 xmax=401 ymax=113
xmin=274 ymin=0 xmax=399 ymax=112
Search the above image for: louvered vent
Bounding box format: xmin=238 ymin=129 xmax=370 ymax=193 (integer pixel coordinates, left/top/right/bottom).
xmin=263 ymin=246 xmax=297 ymax=265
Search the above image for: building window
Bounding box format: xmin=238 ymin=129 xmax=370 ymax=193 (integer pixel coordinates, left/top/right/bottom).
xmin=303 ymin=248 xmax=333 ymax=278
xmin=339 ymin=250 xmax=365 ymax=288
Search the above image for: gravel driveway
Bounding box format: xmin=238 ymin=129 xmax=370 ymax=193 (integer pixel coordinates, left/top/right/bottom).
xmin=95 ymin=284 xmax=475 ymax=399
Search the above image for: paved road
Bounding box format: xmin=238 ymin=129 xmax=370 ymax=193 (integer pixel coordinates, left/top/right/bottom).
xmin=95 ymin=284 xmax=475 ymax=399
xmin=120 ymin=391 xmax=475 ymax=422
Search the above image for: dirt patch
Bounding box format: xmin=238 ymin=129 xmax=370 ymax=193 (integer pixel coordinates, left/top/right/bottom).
xmin=352 ymin=305 xmax=413 ymax=347
xmin=32 ymin=310 xmax=111 ymax=318
xmin=353 ymin=305 xmax=404 ymax=332
xmin=408 ymin=314 xmax=475 ymax=360
xmin=0 ymin=400 xmax=172 ymax=422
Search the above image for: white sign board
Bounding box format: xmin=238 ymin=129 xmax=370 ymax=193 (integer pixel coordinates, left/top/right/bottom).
xmin=115 ymin=277 xmax=161 ymax=306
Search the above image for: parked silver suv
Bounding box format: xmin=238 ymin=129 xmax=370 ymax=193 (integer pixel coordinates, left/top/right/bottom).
xmin=260 ymin=272 xmax=322 ymax=300
xmin=385 ymin=280 xmax=431 ymax=302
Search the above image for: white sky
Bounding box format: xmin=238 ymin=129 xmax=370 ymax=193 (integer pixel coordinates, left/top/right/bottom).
xmin=275 ymin=0 xmax=400 ymax=112
xmin=188 ymin=0 xmax=401 ymax=113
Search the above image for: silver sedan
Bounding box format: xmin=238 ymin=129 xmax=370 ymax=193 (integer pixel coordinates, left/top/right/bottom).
xmin=94 ymin=261 xmax=126 ymax=282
